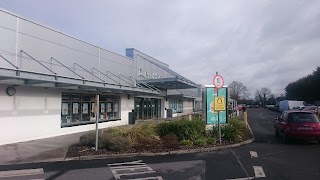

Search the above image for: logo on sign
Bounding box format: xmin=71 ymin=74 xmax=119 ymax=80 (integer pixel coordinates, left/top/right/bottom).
xmin=214 ymin=96 xmax=226 ymax=111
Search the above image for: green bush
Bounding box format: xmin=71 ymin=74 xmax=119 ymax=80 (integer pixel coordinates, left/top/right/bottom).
xmin=222 ymin=120 xmax=245 ymax=143
xmin=79 ymin=131 xmax=99 ymax=147
xmin=194 ymin=138 xmax=207 ymax=146
xmin=156 ymin=119 xmax=206 ymax=142
xmin=229 ymin=118 xmax=247 ymax=131
xmin=211 ymin=118 xmax=246 ymax=143
xmin=180 ymin=139 xmax=193 ymax=146
xmin=206 ymin=137 xmax=217 ymax=145
xmin=161 ymin=134 xmax=179 ymax=147
xmin=99 ymin=130 xmax=132 ymax=151
xmin=128 ymin=123 xmax=159 ymax=145
xmin=155 ymin=122 xmax=177 ymax=137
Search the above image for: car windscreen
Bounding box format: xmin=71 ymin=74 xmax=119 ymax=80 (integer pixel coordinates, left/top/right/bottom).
xmin=287 ymin=112 xmax=319 ymax=123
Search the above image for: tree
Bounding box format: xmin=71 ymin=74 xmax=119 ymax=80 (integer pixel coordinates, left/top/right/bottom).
xmin=256 ymin=87 xmax=272 ymax=107
xmin=228 ymin=81 xmax=249 ymax=101
xmin=255 ymin=90 xmax=262 ymax=105
xmin=267 ymin=94 xmax=276 ymax=105
xmin=285 ymin=67 xmax=320 ymax=103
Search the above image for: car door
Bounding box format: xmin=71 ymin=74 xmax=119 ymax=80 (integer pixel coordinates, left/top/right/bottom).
xmin=278 ymin=112 xmax=288 ymax=132
xmin=276 ymin=112 xmax=285 ymax=132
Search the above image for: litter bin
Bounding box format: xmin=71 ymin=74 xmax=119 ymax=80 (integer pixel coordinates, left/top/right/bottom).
xmin=128 ymin=112 xmax=135 ymax=124
xmin=166 ymin=109 xmax=173 ymax=118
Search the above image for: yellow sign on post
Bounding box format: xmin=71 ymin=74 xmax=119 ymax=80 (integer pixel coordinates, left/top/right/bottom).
xmin=214 ymin=96 xmax=226 ymax=111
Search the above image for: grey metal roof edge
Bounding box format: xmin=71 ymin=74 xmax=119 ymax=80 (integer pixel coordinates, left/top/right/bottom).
xmin=0 ymin=69 xmax=161 ymax=95
xmin=131 ymin=49 xmax=170 ymax=67
xmin=0 ymin=8 xmax=133 ymax=61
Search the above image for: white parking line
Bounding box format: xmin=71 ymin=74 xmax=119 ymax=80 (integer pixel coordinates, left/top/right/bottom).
xmin=226 ymin=177 xmax=255 ymax=180
xmin=253 ymin=166 xmax=266 ymax=178
xmin=0 ymin=168 xmax=44 ymax=178
xmin=125 ymin=176 xmax=164 ymax=180
xmin=249 ymin=151 xmax=258 ymax=158
xmin=108 ymin=160 xmax=162 ymax=180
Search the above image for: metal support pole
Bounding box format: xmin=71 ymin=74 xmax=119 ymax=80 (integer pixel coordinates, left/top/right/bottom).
xmin=95 ymin=94 xmax=100 ymax=151
xmin=217 ymin=88 xmax=221 ymax=144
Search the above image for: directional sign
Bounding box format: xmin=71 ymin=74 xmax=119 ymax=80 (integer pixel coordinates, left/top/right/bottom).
xmin=214 ymin=96 xmax=226 ymax=111
xmin=213 ymin=74 xmax=224 ymax=89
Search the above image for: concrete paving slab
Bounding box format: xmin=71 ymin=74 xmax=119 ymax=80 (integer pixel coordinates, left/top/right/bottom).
xmin=0 ymin=131 xmax=88 ymax=165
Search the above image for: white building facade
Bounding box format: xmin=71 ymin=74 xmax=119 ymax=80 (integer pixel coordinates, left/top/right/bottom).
xmin=0 ymin=9 xmax=201 ymax=145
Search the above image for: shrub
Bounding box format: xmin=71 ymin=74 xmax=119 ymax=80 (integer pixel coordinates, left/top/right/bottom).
xmin=221 ymin=125 xmax=244 ymax=143
xmin=229 ymin=118 xmax=247 ymax=131
xmin=129 ymin=123 xmax=158 ymax=145
xmin=79 ymin=131 xmax=98 ymax=147
xmin=194 ymin=138 xmax=207 ymax=146
xmin=206 ymin=137 xmax=217 ymax=145
xmin=161 ymin=134 xmax=179 ymax=147
xmin=211 ymin=118 xmax=246 ymax=143
xmin=155 ymin=122 xmax=177 ymax=137
xmin=99 ymin=131 xmax=132 ymax=151
xmin=180 ymin=139 xmax=193 ymax=146
xmin=156 ymin=119 xmax=206 ymax=143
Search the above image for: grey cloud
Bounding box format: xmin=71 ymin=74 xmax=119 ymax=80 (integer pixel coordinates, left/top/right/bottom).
xmin=1 ymin=0 xmax=320 ymax=97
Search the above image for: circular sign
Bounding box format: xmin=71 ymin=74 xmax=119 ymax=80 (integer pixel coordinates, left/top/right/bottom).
xmin=213 ymin=75 xmax=224 ymax=89
xmin=6 ymin=86 xmax=16 ymax=96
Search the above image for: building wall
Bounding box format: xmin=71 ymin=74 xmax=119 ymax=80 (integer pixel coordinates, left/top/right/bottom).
xmin=0 ymin=10 xmax=201 ymax=145
xmin=120 ymin=95 xmax=134 ymax=124
xmin=0 ymin=84 xmax=132 ymax=145
xmin=172 ymin=99 xmax=193 ymax=117
xmin=0 ymin=10 xmax=179 ymax=86
xmin=0 ymin=11 xmax=139 ymax=86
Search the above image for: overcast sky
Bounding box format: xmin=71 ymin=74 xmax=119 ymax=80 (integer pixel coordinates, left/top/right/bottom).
xmin=1 ymin=0 xmax=319 ymax=97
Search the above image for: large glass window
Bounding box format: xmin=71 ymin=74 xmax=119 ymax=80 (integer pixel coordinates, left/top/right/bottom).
xmin=169 ymin=99 xmax=183 ymax=113
xmin=134 ymin=97 xmax=161 ymax=120
xmin=61 ymin=93 xmax=120 ymax=127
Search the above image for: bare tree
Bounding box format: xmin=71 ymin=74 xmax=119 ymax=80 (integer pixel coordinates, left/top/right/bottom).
xmin=257 ymin=87 xmax=272 ymax=107
xmin=228 ymin=81 xmax=249 ymax=101
xmin=255 ymin=90 xmax=262 ymax=104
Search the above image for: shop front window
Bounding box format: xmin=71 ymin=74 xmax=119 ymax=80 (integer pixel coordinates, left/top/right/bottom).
xmin=61 ymin=93 xmax=120 ymax=127
xmin=169 ymin=99 xmax=183 ymax=113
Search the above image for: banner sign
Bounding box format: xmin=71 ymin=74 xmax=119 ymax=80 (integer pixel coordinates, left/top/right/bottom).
xmin=206 ymin=87 xmax=228 ymax=124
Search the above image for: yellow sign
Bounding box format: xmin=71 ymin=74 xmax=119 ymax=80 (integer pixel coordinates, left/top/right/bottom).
xmin=214 ymin=96 xmax=226 ymax=111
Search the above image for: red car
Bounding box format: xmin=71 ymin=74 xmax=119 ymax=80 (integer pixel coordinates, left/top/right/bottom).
xmin=274 ymin=110 xmax=320 ymax=143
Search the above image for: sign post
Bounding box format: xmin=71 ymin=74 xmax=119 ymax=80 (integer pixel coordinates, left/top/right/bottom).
xmin=213 ymin=72 xmax=225 ymax=144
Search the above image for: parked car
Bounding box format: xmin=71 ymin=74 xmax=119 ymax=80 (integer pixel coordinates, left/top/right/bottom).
xmin=278 ymin=100 xmax=306 ymax=112
xmin=302 ymin=106 xmax=319 ymax=113
xmin=274 ymin=110 xmax=320 ymax=143
xmin=247 ymin=105 xmax=254 ymax=108
xmin=292 ymin=106 xmax=306 ymax=110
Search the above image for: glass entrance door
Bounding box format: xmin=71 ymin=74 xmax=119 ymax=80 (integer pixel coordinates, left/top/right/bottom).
xmin=134 ymin=98 xmax=161 ymax=120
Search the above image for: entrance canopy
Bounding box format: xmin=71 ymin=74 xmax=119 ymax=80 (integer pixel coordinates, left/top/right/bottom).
xmin=140 ymin=77 xmax=198 ymax=90
xmin=166 ymin=88 xmax=199 ymax=99
xmin=0 ymin=52 xmax=161 ymax=96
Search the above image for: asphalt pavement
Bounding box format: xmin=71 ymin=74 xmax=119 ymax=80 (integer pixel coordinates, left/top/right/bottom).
xmin=0 ymin=108 xmax=320 ymax=180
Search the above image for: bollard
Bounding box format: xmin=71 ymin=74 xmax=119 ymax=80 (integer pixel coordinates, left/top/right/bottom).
xmin=244 ymin=112 xmax=248 ymax=127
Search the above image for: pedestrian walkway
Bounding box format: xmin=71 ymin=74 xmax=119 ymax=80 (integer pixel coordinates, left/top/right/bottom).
xmin=0 ymin=131 xmax=87 ymax=165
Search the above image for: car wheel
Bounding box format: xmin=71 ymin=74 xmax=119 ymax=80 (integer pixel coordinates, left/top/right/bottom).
xmin=282 ymin=132 xmax=288 ymax=144
xmin=275 ymin=128 xmax=279 ymax=137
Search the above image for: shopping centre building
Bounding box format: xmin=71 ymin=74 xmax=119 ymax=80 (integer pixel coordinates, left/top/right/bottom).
xmin=0 ymin=9 xmax=201 ymax=145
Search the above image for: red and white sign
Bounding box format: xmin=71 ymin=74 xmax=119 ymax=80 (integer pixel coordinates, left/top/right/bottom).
xmin=213 ymin=74 xmax=224 ymax=89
